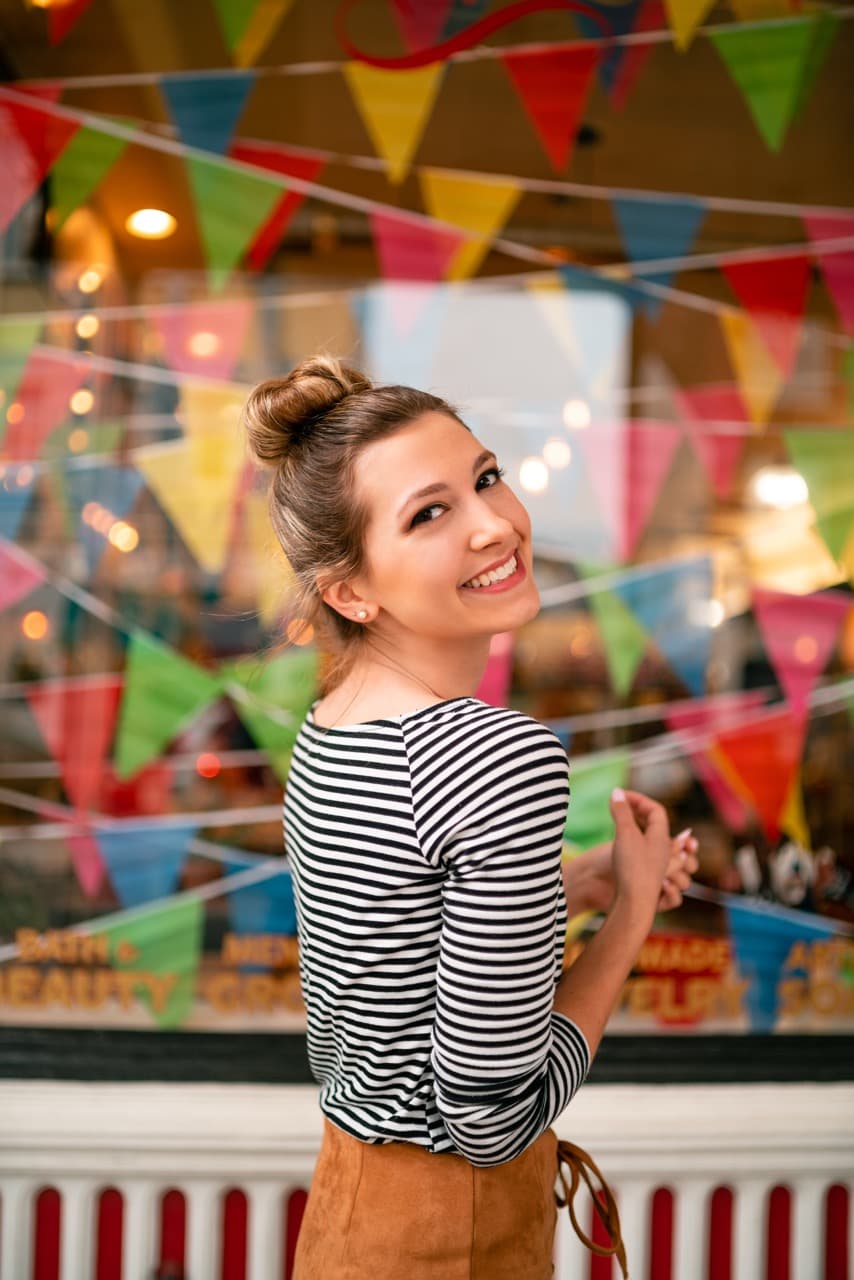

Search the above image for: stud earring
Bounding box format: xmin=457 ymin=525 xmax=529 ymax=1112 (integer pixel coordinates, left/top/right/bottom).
xmin=356 ymin=609 xmax=368 ymax=620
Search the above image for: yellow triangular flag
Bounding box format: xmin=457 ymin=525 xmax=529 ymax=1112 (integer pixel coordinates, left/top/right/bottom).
xmin=180 ymin=383 xmax=246 ymax=476
xmin=243 ymin=490 xmax=296 ymax=626
xmin=780 ymin=773 xmax=811 ymax=850
xmin=343 ymin=62 xmax=444 ymax=185
xmin=420 ymin=170 xmax=521 ymax=280
xmin=720 ymin=310 xmax=785 ymax=427
xmin=233 ymin=0 xmax=296 ymax=67
xmin=664 ymin=0 xmax=715 ymax=50
xmin=525 ymin=275 xmax=581 ymax=364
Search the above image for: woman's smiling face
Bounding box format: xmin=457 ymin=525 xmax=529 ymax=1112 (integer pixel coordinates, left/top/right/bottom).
xmin=344 ymin=411 xmax=540 ymax=644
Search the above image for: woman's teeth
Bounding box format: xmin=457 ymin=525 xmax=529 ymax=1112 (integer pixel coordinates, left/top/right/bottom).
xmin=464 ymin=553 xmax=517 ymax=588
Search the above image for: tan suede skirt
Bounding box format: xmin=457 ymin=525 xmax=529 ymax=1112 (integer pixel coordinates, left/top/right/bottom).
xmin=292 ymin=1118 xmax=561 ymax=1280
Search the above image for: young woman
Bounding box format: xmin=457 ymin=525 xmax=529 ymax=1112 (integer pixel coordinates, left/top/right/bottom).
xmin=243 ymin=355 xmax=698 ymax=1280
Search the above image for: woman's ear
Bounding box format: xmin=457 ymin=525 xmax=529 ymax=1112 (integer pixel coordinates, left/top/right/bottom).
xmin=321 ymin=579 xmax=373 ymax=623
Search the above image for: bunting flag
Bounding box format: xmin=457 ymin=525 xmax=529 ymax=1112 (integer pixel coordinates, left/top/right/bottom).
xmin=719 ymin=309 xmax=784 ymax=426
xmin=474 ymin=631 xmax=514 ymax=707
xmin=574 ymin=0 xmax=645 ymax=103
xmin=803 ymin=213 xmax=854 ymax=335
xmin=499 ymin=46 xmax=600 ymax=173
xmin=63 ymin=466 xmax=144 ymax=576
xmin=784 ymin=429 xmax=854 ymax=562
xmin=752 ymin=587 xmax=850 ymax=721
xmin=564 ymin=750 xmax=631 ymax=850
xmin=96 ymin=819 xmax=198 ymax=909
xmin=780 ymin=773 xmax=810 ymax=849
xmin=419 ymin=170 xmax=522 ymax=281
xmin=390 ymin=0 xmax=453 ymax=51
xmin=49 ymin=126 xmax=127 ymax=230
xmin=612 ymin=197 xmax=706 ymax=317
xmin=713 ymin=705 xmax=806 ymax=843
xmin=95 ymin=895 xmax=204 ymax=1028
xmin=27 ymin=674 xmax=124 ymax=813
xmin=666 ymin=690 xmax=768 ymax=830
xmin=663 ymin=0 xmax=714 ymax=50
xmin=369 ymin=212 xmax=462 ymax=334
xmin=223 ymin=648 xmax=318 ymax=781
xmin=46 ymin=0 xmax=96 ymax=45
xmin=212 ymin=0 xmax=295 ymax=67
xmin=147 ymin=298 xmax=254 ymax=381
xmin=0 ymin=536 xmax=46 ymax=611
xmin=441 ymin=0 xmax=490 ymax=42
xmin=578 ymin=421 xmax=684 ymax=562
xmin=722 ymin=255 xmax=810 ymax=378
xmin=0 ymin=91 xmax=80 ymax=232
xmin=225 ymin=861 xmax=297 ymax=939
xmin=185 ymin=153 xmax=282 ymax=290
xmin=161 ymin=72 xmax=255 ymax=155
xmin=65 ymin=826 xmax=106 ymax=899
xmin=1 ymin=350 xmax=89 ymax=461
xmin=240 ymin=490 xmax=296 ymax=626
xmin=525 ymin=275 xmax=582 ymax=365
xmin=710 ymin=15 xmax=839 ymax=152
xmin=0 ymin=317 xmax=43 ymax=410
xmin=580 ymin=563 xmax=648 ymax=697
xmin=673 ymin=383 xmax=749 ymax=500
xmin=343 ymin=62 xmax=445 ymax=185
xmin=606 ymin=0 xmax=665 ymax=111
xmin=612 ymin=555 xmax=714 ymax=695
xmin=113 ymin=631 xmax=222 ymax=779
xmin=726 ymin=897 xmax=839 ymax=1031
xmin=0 ymin=471 xmax=36 ymax=540
xmin=229 ymin=140 xmax=326 ymax=271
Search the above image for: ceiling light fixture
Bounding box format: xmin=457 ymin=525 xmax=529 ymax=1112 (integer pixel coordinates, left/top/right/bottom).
xmin=125 ymin=208 xmax=177 ymax=240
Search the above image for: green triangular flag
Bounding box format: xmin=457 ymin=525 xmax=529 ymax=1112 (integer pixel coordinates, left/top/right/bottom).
xmin=0 ymin=318 xmax=42 ymax=441
xmin=784 ymin=429 xmax=854 ymax=559
xmin=212 ymin=0 xmax=261 ymax=50
xmin=564 ymin=750 xmax=631 ymax=851
xmin=711 ymin=16 xmax=836 ymax=152
xmin=96 ymin=896 xmax=203 ymax=1028
xmin=581 ymin=564 xmax=648 ymax=697
xmin=185 ymin=153 xmax=282 ymax=290
xmin=223 ymin=649 xmax=318 ymax=782
xmin=114 ymin=630 xmax=223 ymax=778
xmin=50 ymin=126 xmax=127 ymax=230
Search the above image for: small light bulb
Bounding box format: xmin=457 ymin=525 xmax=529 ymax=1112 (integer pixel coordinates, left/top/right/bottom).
xmin=543 ymin=437 xmax=572 ymax=469
xmin=125 ymin=208 xmax=177 ymax=240
xmin=562 ymin=398 xmax=591 ymax=430
xmin=519 ymin=456 xmax=549 ymax=494
xmin=76 ymin=314 xmax=99 ymax=339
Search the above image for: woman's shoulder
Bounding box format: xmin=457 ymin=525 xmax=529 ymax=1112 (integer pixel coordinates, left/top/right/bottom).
xmin=406 ymin=697 xmax=568 ymax=761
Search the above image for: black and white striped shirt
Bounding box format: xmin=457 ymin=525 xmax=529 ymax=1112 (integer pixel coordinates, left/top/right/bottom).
xmin=283 ymin=695 xmax=590 ymax=1167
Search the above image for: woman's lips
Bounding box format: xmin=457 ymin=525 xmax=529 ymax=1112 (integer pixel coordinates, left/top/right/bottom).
xmin=460 ymin=554 xmax=527 ymax=594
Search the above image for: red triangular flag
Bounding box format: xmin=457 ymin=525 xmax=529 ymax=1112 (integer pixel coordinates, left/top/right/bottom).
xmin=673 ymin=383 xmax=749 ymax=500
xmin=65 ymin=826 xmax=107 ymax=898
xmin=0 ymin=92 xmax=79 ymax=231
xmin=2 ymin=350 xmax=89 ymax=461
xmin=0 ymin=539 xmax=47 ymax=611
xmin=48 ymin=0 xmax=96 ymax=45
xmin=15 ymin=84 xmax=64 ymax=104
xmin=610 ymin=0 xmax=665 ymax=111
xmin=500 ymin=46 xmax=600 ymax=172
xmin=667 ymin=690 xmax=768 ymax=831
xmin=803 ymin=213 xmax=854 ymax=335
xmin=713 ymin=706 xmax=806 ymax=843
xmin=722 ymin=255 xmax=810 ymax=377
xmin=753 ymin=587 xmax=850 ymax=721
xmin=579 ymin=420 xmax=683 ymax=561
xmin=230 ymin=140 xmax=325 ymax=272
xmin=27 ymin=675 xmax=124 ymax=813
xmin=147 ymin=298 xmax=254 ymax=381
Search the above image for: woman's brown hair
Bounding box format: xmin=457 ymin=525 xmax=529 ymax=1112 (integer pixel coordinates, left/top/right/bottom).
xmin=242 ymin=354 xmax=465 ymax=688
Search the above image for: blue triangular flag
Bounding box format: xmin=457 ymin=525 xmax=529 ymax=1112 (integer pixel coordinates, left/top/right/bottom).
xmin=161 ymin=71 xmax=256 ymax=155
xmin=0 ymin=469 xmax=35 ymax=540
xmin=64 ymin=465 xmax=144 ymax=575
xmin=225 ymin=859 xmax=297 ymax=937
xmin=575 ymin=0 xmax=645 ymax=96
xmin=612 ymin=555 xmax=714 ymax=695
xmin=97 ymin=820 xmax=198 ymax=909
xmin=612 ymin=197 xmax=706 ymax=318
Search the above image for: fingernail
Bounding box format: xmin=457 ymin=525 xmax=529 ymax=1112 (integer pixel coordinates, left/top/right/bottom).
xmin=676 ymin=827 xmax=692 ymax=841
xmin=612 ymin=787 xmax=626 ymax=802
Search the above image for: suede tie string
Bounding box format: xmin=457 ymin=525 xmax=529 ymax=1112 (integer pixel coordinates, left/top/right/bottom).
xmin=555 ymin=1139 xmax=629 ymax=1279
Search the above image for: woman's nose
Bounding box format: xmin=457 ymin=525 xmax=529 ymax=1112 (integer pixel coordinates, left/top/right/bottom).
xmin=468 ymin=502 xmax=515 ymax=550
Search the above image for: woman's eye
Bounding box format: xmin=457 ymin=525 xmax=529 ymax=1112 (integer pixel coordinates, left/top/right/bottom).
xmin=476 ymin=466 xmax=505 ymax=489
xmin=410 ymin=502 xmax=445 ymax=528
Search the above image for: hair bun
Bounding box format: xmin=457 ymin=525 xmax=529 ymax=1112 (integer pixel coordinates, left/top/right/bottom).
xmin=243 ymin=355 xmax=373 ymax=467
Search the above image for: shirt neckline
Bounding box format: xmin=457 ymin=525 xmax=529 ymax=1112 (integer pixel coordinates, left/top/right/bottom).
xmin=306 ymin=695 xmax=479 ymax=732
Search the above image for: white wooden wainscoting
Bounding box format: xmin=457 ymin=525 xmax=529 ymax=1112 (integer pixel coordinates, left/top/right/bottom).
xmin=0 ymin=1081 xmax=851 ymax=1280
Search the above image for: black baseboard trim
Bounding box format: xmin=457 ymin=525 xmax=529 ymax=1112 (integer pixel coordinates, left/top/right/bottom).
xmin=1 ymin=1028 xmax=852 ymax=1085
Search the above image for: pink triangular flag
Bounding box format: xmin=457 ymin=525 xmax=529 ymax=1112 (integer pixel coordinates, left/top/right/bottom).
xmin=48 ymin=0 xmax=96 ymax=45
xmin=475 ymin=631 xmax=514 ymax=707
xmin=500 ymin=46 xmax=600 ymax=172
xmin=752 ymin=587 xmax=850 ymax=721
xmin=27 ymin=675 xmax=124 ymax=813
xmin=673 ymin=383 xmax=749 ymax=499
xmin=803 ymin=213 xmax=854 ymax=335
xmin=0 ymin=91 xmax=79 ymax=232
xmin=0 ymin=539 xmax=46 ymax=610
xmin=2 ymin=350 xmax=89 ymax=461
xmin=722 ymin=255 xmax=810 ymax=376
xmin=147 ymin=299 xmax=254 ymax=381
xmin=65 ymin=825 xmax=106 ymax=898
xmin=369 ymin=210 xmax=462 ymax=335
xmin=580 ymin=421 xmax=683 ymax=561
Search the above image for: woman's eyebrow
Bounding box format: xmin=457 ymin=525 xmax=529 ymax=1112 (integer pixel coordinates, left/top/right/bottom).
xmin=396 ymin=450 xmax=497 ymax=517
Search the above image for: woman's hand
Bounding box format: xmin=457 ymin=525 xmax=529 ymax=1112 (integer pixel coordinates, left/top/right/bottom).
xmin=562 ymin=803 xmax=699 ymax=916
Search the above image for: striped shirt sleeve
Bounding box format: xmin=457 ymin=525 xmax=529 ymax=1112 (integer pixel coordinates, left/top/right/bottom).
xmin=403 ymin=707 xmax=591 ymax=1167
